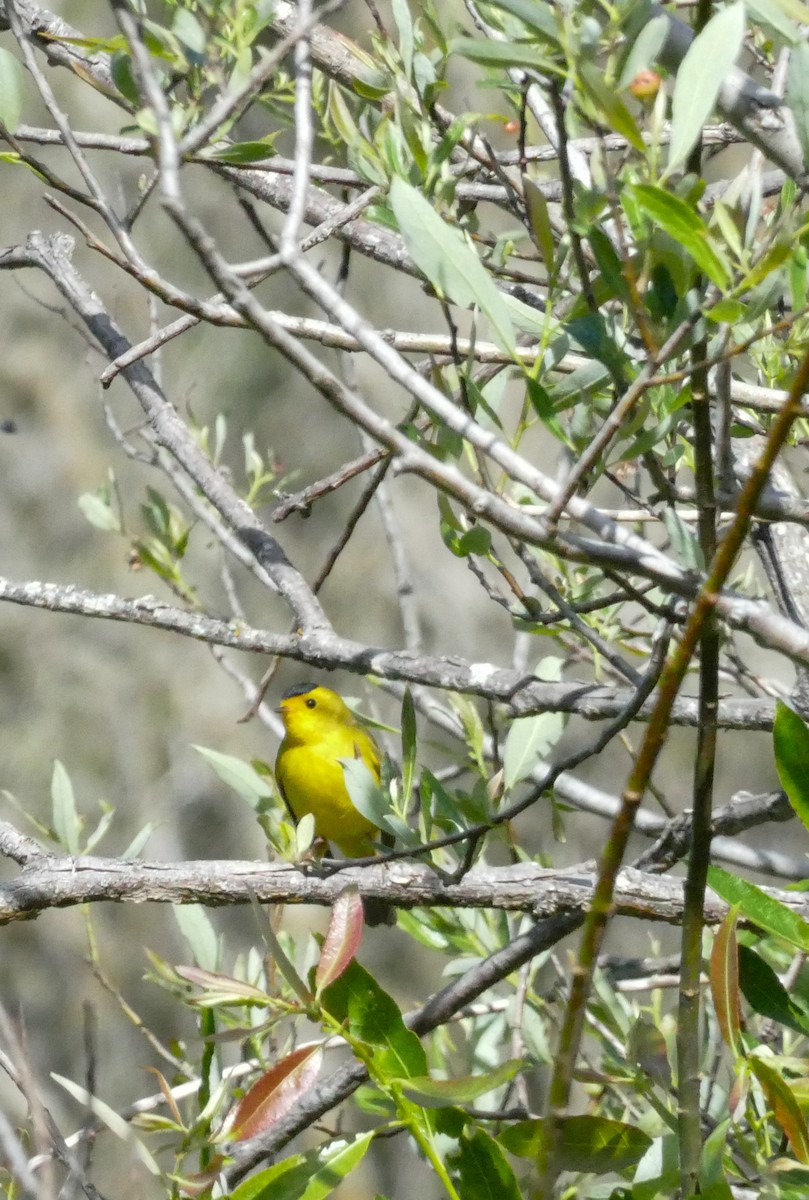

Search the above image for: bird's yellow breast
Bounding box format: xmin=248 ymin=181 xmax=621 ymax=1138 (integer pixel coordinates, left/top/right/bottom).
xmin=275 ymin=716 xmax=380 ymax=857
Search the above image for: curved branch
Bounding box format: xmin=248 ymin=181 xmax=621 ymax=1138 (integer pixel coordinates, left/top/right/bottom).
xmin=0 ymin=572 xmax=781 ymax=728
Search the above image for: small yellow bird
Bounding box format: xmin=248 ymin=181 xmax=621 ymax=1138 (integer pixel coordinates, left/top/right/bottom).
xmin=275 ymin=683 xmax=393 ymax=925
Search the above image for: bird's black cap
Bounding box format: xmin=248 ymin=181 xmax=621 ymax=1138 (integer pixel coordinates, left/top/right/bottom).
xmin=281 ymin=682 xmax=317 ymax=700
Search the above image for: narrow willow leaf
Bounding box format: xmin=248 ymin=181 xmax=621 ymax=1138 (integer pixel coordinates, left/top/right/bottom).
xmin=448 ymin=1128 xmax=522 ymax=1200
xmin=628 ymin=184 xmax=732 ymax=289
xmin=787 ymin=42 xmax=809 ymax=166
xmin=77 ymin=490 xmax=121 ymax=532
xmin=738 ymin=944 xmax=809 ymax=1036
xmin=315 ymin=887 xmax=365 ymax=995
xmin=194 ymin=746 xmax=273 ymax=809
xmin=174 ymin=965 xmax=269 ymax=1003
xmin=484 ymin=0 xmax=560 ymax=43
xmin=400 ymin=687 xmax=417 ymax=809
xmin=502 ymin=711 xmax=564 ymax=791
xmin=500 ymin=1114 xmax=652 ymax=1173
xmin=579 ymin=61 xmax=645 ymax=150
xmin=174 ymin=904 xmax=219 ymax=971
xmin=747 ymin=0 xmax=801 ymax=42
xmin=750 ymin=1056 xmax=809 ymax=1164
xmin=0 ymin=47 xmax=24 ymax=132
xmin=398 ymin=1058 xmax=522 ymax=1106
xmin=618 ymin=15 xmax=670 ymax=89
xmin=52 ymin=1074 xmax=161 ymax=1174
xmin=626 ymin=1015 xmax=672 ymax=1088
xmin=341 ymin=757 xmax=391 ymax=833
xmin=451 ymin=35 xmax=557 ymax=74
xmin=523 ymin=178 xmax=556 ymax=276
xmin=668 ymin=3 xmax=746 ymax=173
xmin=230 ymin=1135 xmax=374 ymax=1200
xmin=708 ymin=866 xmax=809 ymax=952
xmin=228 ymin=1156 xmax=308 ymax=1200
xmin=230 ymin=1045 xmax=324 ymax=1141
xmin=51 ymin=760 xmax=81 ymax=854
xmin=773 ymin=700 xmax=809 ymax=834
xmin=709 ymin=906 xmax=743 ymax=1058
xmin=390 ymin=176 xmax=516 ymax=353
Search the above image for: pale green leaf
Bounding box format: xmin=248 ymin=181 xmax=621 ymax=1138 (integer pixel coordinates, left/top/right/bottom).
xmin=390 ymin=176 xmax=516 ymax=353
xmin=174 ymin=904 xmax=219 ymax=971
xmin=52 ymin=1074 xmax=161 ymax=1175
xmin=787 ymin=43 xmax=809 ymax=166
xmin=51 ymin=760 xmax=81 ymax=854
xmin=668 ymin=3 xmax=746 ymax=174
xmin=0 ymin=48 xmax=24 ymax=133
xmin=194 ymin=745 xmax=273 ymax=809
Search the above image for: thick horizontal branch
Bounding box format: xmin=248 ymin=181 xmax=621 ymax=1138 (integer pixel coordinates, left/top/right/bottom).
xmin=0 ymin=574 xmax=779 ymax=728
xmin=0 ymin=849 xmax=800 ymax=927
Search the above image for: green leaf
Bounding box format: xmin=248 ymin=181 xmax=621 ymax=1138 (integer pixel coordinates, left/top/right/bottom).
xmin=747 ymin=0 xmax=802 ymax=43
xmin=194 ymin=746 xmax=273 ymax=809
xmin=121 ymin=821 xmax=158 ymax=859
xmin=51 ymin=760 xmax=81 ymax=854
xmin=750 ymin=1055 xmax=809 ymax=1164
xmin=229 ymin=1156 xmax=309 ymax=1200
xmin=579 ymin=61 xmax=645 ymax=151
xmin=174 ymin=904 xmax=219 ymax=971
xmin=0 ymin=48 xmax=24 ymax=133
xmin=172 ymin=8 xmax=206 ymax=58
xmin=400 ymin=687 xmax=417 ymax=810
xmin=52 ymin=1074 xmax=161 ymax=1175
xmin=390 ymin=176 xmax=516 ymax=354
xmin=448 ymin=1128 xmax=521 ymax=1200
xmin=341 ymin=758 xmax=393 ymax=836
xmin=503 ymin=664 xmax=566 ymax=790
xmin=111 ymin=52 xmax=140 ymax=106
xmin=774 ymin=700 xmax=809 ymax=835
xmin=700 ymin=1120 xmax=734 ymax=1200
xmin=525 ymin=378 xmax=570 ymax=445
xmin=205 ymin=138 xmax=279 ymax=163
xmin=320 ymin=959 xmax=427 ymax=1079
xmin=230 ymin=1135 xmax=375 ymax=1200
xmin=77 ymin=489 xmax=121 ymax=532
xmin=668 ymin=3 xmax=747 ymax=173
xmin=398 ymin=1058 xmax=523 ymax=1107
xmin=500 ymin=1115 xmax=652 ymax=1173
xmin=707 ymin=299 xmax=746 ymax=324
xmin=708 ymin=866 xmax=809 ymax=952
xmin=709 ymin=906 xmax=743 ymax=1058
xmin=627 ymin=184 xmax=732 ymax=289
xmin=523 ymin=177 xmax=556 ymax=276
xmin=787 ymin=42 xmax=809 ymax=166
xmin=738 ymin=944 xmax=809 ymax=1036
xmin=618 ymin=14 xmax=670 ymax=89
xmin=663 ymin=507 xmax=704 ymax=571
xmin=484 ymin=0 xmax=560 ymax=43
xmin=450 ymin=36 xmax=557 ymax=74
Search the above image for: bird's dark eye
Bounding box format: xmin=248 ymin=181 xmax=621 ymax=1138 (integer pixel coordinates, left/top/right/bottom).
xmin=305 ymin=697 xmax=317 ymax=709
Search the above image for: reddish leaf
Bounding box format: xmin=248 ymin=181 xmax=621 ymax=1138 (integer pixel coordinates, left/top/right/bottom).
xmin=143 ymin=1066 xmax=184 ymax=1127
xmin=315 ymin=887 xmax=364 ymax=996
xmin=709 ymin=905 xmax=743 ymax=1058
xmin=229 ymin=1044 xmax=324 ymax=1142
xmin=751 ymin=1056 xmax=809 ymax=1165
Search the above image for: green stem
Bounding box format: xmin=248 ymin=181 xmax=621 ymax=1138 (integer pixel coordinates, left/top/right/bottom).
xmin=678 ymin=332 xmax=718 ymax=1196
xmin=539 ymin=344 xmax=809 ymax=1196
